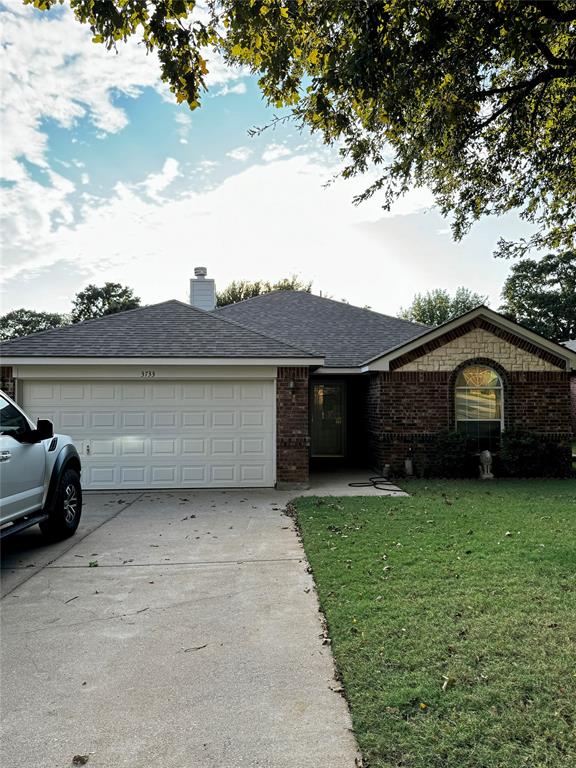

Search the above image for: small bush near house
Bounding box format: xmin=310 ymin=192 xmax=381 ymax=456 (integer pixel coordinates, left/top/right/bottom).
xmin=421 ymin=431 xmax=472 ymax=478
xmin=500 ymin=429 xmax=572 ymax=478
xmin=418 ymin=430 xmax=572 ymax=479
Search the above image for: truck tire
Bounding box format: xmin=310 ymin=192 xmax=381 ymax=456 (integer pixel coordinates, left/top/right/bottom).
xmin=40 ymin=468 xmax=82 ymax=540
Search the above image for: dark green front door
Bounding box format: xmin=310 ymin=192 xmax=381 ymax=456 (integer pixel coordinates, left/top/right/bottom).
xmin=311 ymin=382 xmax=346 ymax=457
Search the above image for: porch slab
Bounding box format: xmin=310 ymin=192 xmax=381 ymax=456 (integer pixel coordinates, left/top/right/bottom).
xmin=303 ymin=470 xmax=408 ymax=497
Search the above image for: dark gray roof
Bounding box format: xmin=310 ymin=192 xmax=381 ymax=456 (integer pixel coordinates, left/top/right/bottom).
xmin=215 ymin=291 xmax=431 ymax=367
xmin=563 ymin=339 xmax=576 ymax=352
xmin=0 ymin=300 xmax=318 ymax=359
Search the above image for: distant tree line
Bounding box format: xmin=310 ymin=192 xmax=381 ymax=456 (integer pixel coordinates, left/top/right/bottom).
xmin=2 ymin=257 xmax=574 ymax=343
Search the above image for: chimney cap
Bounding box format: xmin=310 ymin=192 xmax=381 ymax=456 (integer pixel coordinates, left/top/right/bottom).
xmin=194 ymin=266 xmax=208 ymax=278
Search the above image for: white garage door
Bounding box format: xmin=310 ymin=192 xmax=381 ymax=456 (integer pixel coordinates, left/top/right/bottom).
xmin=22 ymin=380 xmax=275 ymax=490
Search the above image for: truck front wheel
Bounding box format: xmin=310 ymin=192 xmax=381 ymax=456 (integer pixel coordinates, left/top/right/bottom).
xmin=40 ymin=468 xmax=82 ymax=540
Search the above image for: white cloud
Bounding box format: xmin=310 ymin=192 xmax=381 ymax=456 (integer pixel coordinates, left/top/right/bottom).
xmin=81 ymin=173 xmax=90 ymax=185
xmin=0 ymin=4 xmax=164 ymax=183
xmin=214 ymin=82 xmax=248 ymax=97
xmin=1 ymin=152 xmax=452 ymax=314
xmin=226 ymin=146 xmax=253 ymax=162
xmin=141 ymin=158 xmax=181 ymax=199
xmin=0 ymin=0 xmax=248 ymax=287
xmin=196 ymin=159 xmax=219 ymax=173
xmin=175 ymin=112 xmax=192 ymax=144
xmin=262 ymin=143 xmax=292 ymax=162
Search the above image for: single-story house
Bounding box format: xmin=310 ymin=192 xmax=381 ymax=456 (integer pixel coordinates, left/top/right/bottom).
xmin=563 ymin=339 xmax=576 ymax=433
xmin=1 ymin=270 xmax=574 ymax=489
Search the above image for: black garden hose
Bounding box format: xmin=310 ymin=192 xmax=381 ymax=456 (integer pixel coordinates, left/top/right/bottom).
xmin=348 ymin=475 xmax=404 ymax=492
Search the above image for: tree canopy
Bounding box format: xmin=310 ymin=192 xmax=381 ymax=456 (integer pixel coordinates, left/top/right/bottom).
xmin=399 ymin=287 xmax=488 ymax=326
xmin=216 ymin=275 xmax=311 ymax=306
xmin=27 ymin=0 xmax=576 ymax=259
xmin=0 ymin=309 xmax=68 ymax=341
xmin=500 ymin=251 xmax=576 ymax=342
xmin=0 ymin=283 xmax=142 ymax=339
xmin=71 ymin=283 xmax=142 ymax=322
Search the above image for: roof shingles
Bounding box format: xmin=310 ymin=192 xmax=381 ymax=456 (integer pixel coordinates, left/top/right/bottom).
xmin=0 ymin=300 xmax=318 ymax=359
xmin=216 ymin=291 xmax=430 ymax=367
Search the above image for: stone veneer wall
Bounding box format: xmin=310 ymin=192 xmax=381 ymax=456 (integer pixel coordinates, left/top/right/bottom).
xmin=366 ymin=323 xmax=573 ymax=475
xmin=276 ymin=366 xmax=310 ymax=487
xmin=395 ymin=327 xmax=561 ymax=372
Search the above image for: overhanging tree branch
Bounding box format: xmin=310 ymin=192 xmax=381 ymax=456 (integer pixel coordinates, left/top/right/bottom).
xmin=475 ymin=67 xmax=572 ymax=99
xmin=530 ymin=35 xmax=576 ymax=68
xmin=527 ymin=1 xmax=576 ymax=23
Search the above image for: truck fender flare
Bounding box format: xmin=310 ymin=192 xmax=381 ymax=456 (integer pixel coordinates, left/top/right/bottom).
xmin=44 ymin=444 xmax=82 ymax=513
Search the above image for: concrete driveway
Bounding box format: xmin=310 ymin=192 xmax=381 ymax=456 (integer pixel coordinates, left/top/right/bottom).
xmin=1 ymin=489 xmax=360 ymax=768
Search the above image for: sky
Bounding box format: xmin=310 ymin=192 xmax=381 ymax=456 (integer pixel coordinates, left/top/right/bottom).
xmin=0 ymin=1 xmax=531 ymax=318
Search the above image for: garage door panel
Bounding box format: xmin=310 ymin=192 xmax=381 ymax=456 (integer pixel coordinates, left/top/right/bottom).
xmin=182 ymin=411 xmax=206 ymax=427
xmin=91 ymin=439 xmax=115 ymax=456
xmin=151 ymin=382 xmax=177 ymax=400
xmin=61 ymin=384 xmax=85 ymax=400
xmin=22 ymin=379 xmax=275 ymax=489
xmin=152 ymin=412 xmax=177 ymax=428
xmin=241 ymin=465 xmax=265 ymax=482
xmin=91 ymin=412 xmax=116 ymax=428
xmin=121 ymin=384 xmax=147 ymax=400
xmin=212 ymin=410 xmax=236 ymax=428
xmin=183 ymin=439 xmax=206 ymax=455
xmin=90 ymin=383 xmax=116 ymax=399
xmin=152 ymin=466 xmax=176 ymax=484
xmin=122 ymin=412 xmax=147 ymax=428
xmin=182 ymin=466 xmax=206 ymax=483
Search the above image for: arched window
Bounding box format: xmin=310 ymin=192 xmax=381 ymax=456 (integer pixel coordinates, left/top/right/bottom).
xmin=455 ymin=365 xmax=503 ymax=449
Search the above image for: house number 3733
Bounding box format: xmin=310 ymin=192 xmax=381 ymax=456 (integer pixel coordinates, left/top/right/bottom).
xmin=141 ymin=370 xmax=156 ymax=378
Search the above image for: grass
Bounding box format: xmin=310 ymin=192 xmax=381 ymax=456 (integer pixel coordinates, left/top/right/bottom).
xmin=295 ymin=480 xmax=576 ymax=768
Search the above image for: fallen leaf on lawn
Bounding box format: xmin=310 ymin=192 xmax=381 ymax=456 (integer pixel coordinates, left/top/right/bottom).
xmin=442 ymin=675 xmax=456 ymax=691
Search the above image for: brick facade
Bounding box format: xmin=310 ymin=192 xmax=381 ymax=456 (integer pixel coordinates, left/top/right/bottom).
xmin=367 ymin=340 xmax=573 ymax=476
xmin=367 ymin=369 xmax=573 ymax=474
xmin=0 ymin=367 xmax=15 ymax=399
xmin=571 ymin=376 xmax=576 ymax=434
xmin=276 ymin=366 xmax=310 ymax=487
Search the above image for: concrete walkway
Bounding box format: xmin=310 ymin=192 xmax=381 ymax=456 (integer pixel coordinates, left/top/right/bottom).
xmin=0 ymin=484 xmax=380 ymax=768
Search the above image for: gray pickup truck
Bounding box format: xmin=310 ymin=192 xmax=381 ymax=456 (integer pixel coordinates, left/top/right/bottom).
xmin=0 ymin=390 xmax=82 ymax=540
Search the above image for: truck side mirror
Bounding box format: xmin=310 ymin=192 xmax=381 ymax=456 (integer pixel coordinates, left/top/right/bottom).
xmin=31 ymin=419 xmax=54 ymax=442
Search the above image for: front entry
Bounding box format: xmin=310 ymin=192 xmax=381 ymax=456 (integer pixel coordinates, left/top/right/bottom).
xmin=310 ymin=381 xmax=346 ymax=457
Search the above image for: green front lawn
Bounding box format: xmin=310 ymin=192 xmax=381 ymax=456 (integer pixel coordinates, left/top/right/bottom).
xmin=295 ymin=480 xmax=576 ymax=768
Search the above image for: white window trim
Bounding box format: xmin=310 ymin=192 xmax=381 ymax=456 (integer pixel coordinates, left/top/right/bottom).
xmin=454 ymin=367 xmax=504 ymax=433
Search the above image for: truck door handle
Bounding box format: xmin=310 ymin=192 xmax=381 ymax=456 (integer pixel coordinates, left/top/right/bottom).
xmin=0 ymin=451 xmax=11 ymax=462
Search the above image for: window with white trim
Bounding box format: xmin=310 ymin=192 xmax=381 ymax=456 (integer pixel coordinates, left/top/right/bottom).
xmin=455 ymin=365 xmax=503 ymax=448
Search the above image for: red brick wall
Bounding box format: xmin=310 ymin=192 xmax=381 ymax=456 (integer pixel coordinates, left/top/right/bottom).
xmin=0 ymin=367 xmax=15 ymax=399
xmin=367 ymin=369 xmax=573 ymax=475
xmin=276 ymin=367 xmax=310 ymax=486
xmin=570 ymin=376 xmax=576 ymax=434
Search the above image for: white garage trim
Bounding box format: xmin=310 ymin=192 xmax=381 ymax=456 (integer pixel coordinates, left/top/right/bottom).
xmin=22 ymin=377 xmax=277 ymax=490
xmin=5 ymin=356 xmax=324 ymax=367
xmin=12 ymin=364 xmax=280 ymax=381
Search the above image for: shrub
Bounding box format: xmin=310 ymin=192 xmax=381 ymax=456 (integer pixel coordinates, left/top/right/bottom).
xmin=500 ymin=429 xmax=573 ymax=478
xmin=423 ymin=430 xmax=473 ymax=478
